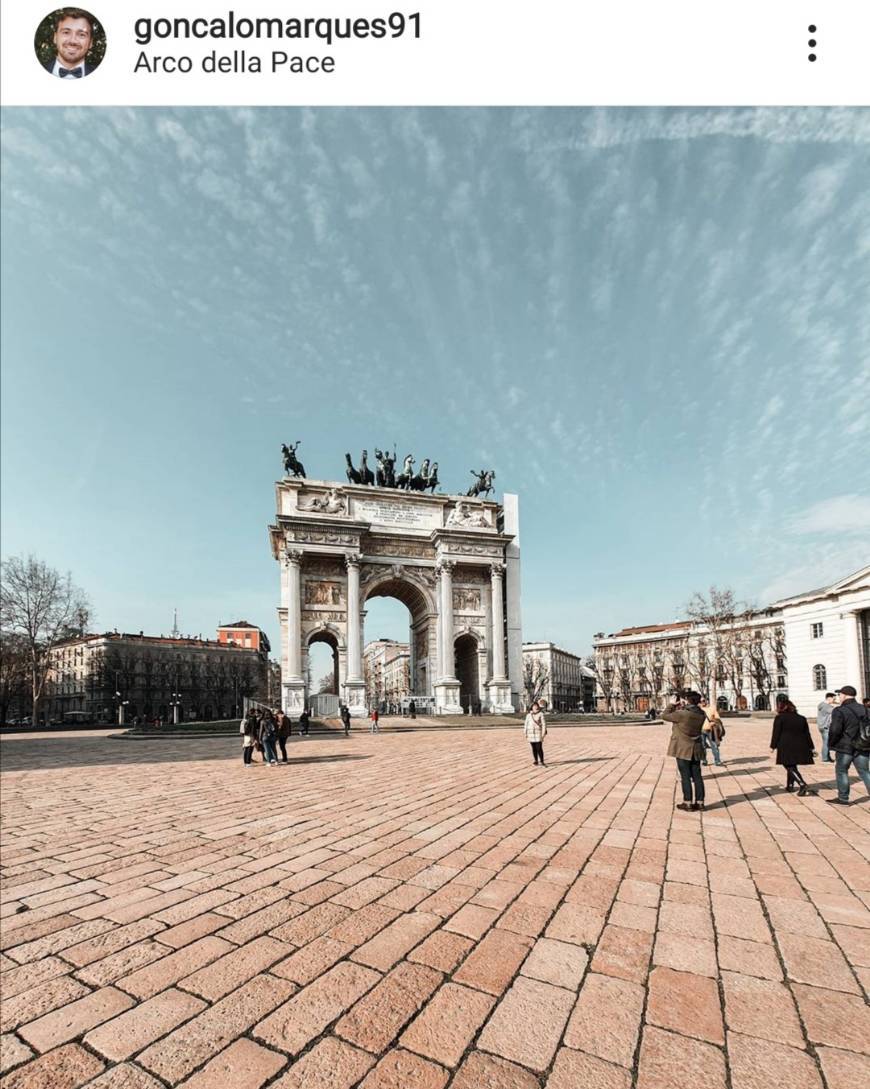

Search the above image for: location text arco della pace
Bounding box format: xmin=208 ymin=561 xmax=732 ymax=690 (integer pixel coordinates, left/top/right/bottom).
xmin=133 ymin=10 xmax=421 ymax=74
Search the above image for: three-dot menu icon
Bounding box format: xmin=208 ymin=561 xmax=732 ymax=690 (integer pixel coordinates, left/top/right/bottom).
xmin=808 ymin=25 xmax=817 ymax=62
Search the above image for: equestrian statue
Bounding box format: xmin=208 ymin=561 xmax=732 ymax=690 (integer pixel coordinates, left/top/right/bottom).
xmin=281 ymin=441 xmax=306 ymax=478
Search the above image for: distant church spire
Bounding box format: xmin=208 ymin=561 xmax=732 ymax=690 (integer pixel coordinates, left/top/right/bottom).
xmin=171 ymin=608 xmax=180 ymax=639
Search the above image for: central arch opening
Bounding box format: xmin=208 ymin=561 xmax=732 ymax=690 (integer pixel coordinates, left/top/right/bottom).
xmin=363 ymin=576 xmax=433 ymax=710
xmin=454 ymin=632 xmax=480 ymax=713
xmin=308 ymin=631 xmax=339 ymax=696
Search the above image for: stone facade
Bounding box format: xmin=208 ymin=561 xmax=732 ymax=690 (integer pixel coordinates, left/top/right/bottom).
xmin=46 ymin=631 xmax=269 ymax=724
xmin=363 ymin=638 xmax=411 ymax=706
xmin=593 ymin=614 xmax=787 ymax=714
xmin=592 ymin=565 xmax=870 ymax=717
xmin=522 ymin=642 xmax=596 ymax=711
xmin=771 ymin=565 xmax=869 ymax=716
xmin=269 ymin=479 xmax=522 ymax=715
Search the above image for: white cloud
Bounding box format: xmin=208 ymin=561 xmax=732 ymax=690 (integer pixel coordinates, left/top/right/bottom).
xmin=789 ymin=494 xmax=870 ymax=535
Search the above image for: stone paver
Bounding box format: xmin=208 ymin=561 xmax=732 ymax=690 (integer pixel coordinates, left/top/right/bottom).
xmin=2 ymin=720 xmax=869 ymax=1088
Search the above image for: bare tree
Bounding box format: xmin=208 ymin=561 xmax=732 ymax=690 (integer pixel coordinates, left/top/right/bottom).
xmin=615 ymin=646 xmax=637 ymax=711
xmin=0 ymin=555 xmax=91 ymax=725
xmin=661 ymin=637 xmax=689 ymax=698
xmin=317 ymin=671 xmax=337 ymax=694
xmin=522 ymin=657 xmax=549 ymax=708
xmin=686 ymin=586 xmax=753 ymax=705
xmin=686 ymin=636 xmax=714 ymax=701
xmin=594 ymin=651 xmax=616 ymax=712
xmin=0 ymin=631 xmax=31 ymax=723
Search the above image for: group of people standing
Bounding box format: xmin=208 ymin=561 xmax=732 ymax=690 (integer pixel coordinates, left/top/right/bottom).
xmin=240 ymin=706 xmax=310 ymax=766
xmin=664 ymin=685 xmax=870 ymax=809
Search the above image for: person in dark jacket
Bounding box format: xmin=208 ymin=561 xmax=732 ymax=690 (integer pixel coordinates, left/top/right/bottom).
xmin=663 ymin=691 xmax=706 ymax=811
xmin=259 ymin=709 xmax=278 ymax=766
xmin=298 ymin=708 xmax=310 ymax=735
xmin=274 ymin=709 xmax=290 ymax=762
xmin=827 ymin=685 xmax=870 ymax=805
xmin=240 ymin=709 xmax=258 ymax=768
xmin=770 ymin=697 xmax=816 ymax=795
xmin=340 ymin=703 xmax=351 ymax=736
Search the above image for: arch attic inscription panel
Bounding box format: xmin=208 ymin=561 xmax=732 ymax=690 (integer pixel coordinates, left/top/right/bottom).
xmin=269 ymin=478 xmax=521 ymax=715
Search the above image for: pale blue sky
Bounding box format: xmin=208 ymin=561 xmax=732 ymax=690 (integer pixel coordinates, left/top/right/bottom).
xmin=2 ymin=107 xmax=868 ymax=659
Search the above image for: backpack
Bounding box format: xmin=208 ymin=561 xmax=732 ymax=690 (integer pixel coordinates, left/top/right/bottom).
xmin=847 ymin=703 xmax=870 ymax=751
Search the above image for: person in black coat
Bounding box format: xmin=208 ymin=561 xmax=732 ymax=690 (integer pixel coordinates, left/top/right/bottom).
xmin=770 ymin=696 xmax=816 ymax=795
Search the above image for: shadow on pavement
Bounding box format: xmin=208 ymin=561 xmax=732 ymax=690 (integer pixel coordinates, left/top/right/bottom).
xmin=551 ymin=757 xmax=616 ymax=765
xmin=0 ymin=734 xmax=370 ymax=773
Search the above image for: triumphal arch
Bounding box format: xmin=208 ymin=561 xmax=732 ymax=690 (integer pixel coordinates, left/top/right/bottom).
xmin=268 ymin=474 xmax=522 ymax=715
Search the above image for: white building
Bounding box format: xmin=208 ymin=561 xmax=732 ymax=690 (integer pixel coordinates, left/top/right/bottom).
xmin=363 ymin=638 xmax=411 ymax=706
xmin=772 ymin=565 xmax=870 ymax=716
xmin=522 ymin=642 xmax=596 ymax=712
xmin=591 ymin=564 xmax=869 ymax=717
xmin=592 ymin=613 xmax=786 ymax=714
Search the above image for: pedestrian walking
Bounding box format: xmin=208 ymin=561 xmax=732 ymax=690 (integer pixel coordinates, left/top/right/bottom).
xmin=240 ymin=709 xmax=257 ymax=768
xmin=259 ymin=709 xmax=279 ymax=766
xmin=369 ymin=707 xmax=380 ymax=733
xmin=699 ymin=697 xmax=725 ymax=766
xmin=816 ymin=692 xmax=836 ymax=763
xmin=663 ymin=691 xmax=706 ymax=811
xmin=298 ymin=708 xmax=310 ymax=735
xmin=770 ymin=696 xmax=816 ymax=796
xmin=826 ymin=685 xmax=870 ymax=805
xmin=524 ymin=700 xmax=547 ymax=765
xmin=340 ymin=703 xmax=351 ymax=736
xmin=274 ymin=709 xmax=290 ymax=762
xmin=409 ymin=699 xmax=416 ymax=720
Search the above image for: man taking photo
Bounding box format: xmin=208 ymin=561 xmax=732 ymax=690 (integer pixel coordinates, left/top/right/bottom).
xmin=827 ymin=685 xmax=870 ymax=805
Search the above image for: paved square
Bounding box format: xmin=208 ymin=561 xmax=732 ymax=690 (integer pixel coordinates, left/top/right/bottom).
xmin=2 ymin=720 xmax=869 ymax=1088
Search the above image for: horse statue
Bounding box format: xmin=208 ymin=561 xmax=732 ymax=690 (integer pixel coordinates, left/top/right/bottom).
xmin=395 ymin=454 xmax=415 ymax=490
xmin=359 ymin=449 xmax=375 ymax=486
xmin=425 ymin=462 xmax=439 ymax=493
xmin=281 ymin=441 xmax=306 ymax=478
xmin=374 ymin=448 xmax=388 ymax=487
xmin=345 ymin=453 xmax=362 ymax=485
xmin=467 ymin=468 xmax=495 ymax=498
xmin=407 ymin=458 xmax=431 ymax=492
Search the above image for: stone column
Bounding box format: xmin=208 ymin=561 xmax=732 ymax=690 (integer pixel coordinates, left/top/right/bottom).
xmin=488 ymin=561 xmax=514 ymax=713
xmin=343 ymin=553 xmax=367 ymax=714
xmin=435 ymin=570 xmax=444 ymax=679
xmin=439 ymin=560 xmax=457 ymax=680
xmin=285 ymin=549 xmax=304 ymax=680
xmin=345 ymin=553 xmax=363 ymax=682
xmin=490 ymin=563 xmax=507 ymax=681
xmin=283 ymin=548 xmax=306 ymax=713
xmin=434 ymin=559 xmax=462 ymax=713
xmin=843 ymin=611 xmax=863 ymax=692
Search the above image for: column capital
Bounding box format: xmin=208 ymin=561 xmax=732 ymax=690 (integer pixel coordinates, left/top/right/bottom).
xmin=490 ymin=561 xmax=506 ymax=578
xmin=436 ymin=559 xmax=456 ymax=576
xmin=285 ymin=548 xmax=304 ymax=566
xmin=344 ymin=552 xmax=362 ymax=570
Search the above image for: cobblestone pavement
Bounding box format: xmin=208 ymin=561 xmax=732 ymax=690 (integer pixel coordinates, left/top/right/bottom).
xmin=1 ymin=720 xmax=869 ymax=1089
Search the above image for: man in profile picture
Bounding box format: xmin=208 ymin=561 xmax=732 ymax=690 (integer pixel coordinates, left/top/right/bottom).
xmin=43 ymin=9 xmax=97 ymax=78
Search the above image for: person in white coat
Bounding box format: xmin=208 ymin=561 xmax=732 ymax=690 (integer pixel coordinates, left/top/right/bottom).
xmin=524 ymin=701 xmax=547 ymax=766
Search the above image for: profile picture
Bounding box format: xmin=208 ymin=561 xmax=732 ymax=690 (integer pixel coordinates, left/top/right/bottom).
xmin=34 ymin=8 xmax=105 ymax=79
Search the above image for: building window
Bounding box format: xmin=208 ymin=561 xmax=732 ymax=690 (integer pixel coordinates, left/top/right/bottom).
xmin=777 ymin=675 xmax=787 ymax=689
xmin=812 ymin=664 xmax=827 ymax=690
xmin=811 ymin=623 xmax=823 ymax=639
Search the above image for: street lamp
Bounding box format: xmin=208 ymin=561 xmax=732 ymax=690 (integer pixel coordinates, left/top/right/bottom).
xmin=114 ymin=670 xmax=127 ymax=726
xmin=171 ymin=691 xmax=182 ymax=724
